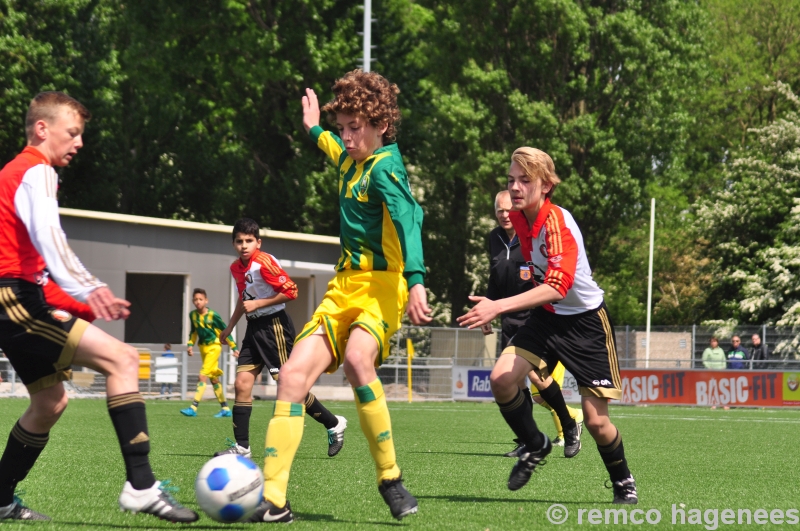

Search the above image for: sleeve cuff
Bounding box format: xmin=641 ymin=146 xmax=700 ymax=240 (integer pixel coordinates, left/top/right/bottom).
xmin=405 ymin=272 xmax=425 ymax=289
xmin=309 ymin=125 xmax=324 ymax=144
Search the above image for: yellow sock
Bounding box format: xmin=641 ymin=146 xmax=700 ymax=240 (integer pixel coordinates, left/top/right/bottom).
xmin=262 ymin=400 xmax=305 ymax=508
xmin=192 ymin=382 xmax=206 ymax=409
xmin=568 ymin=405 xmax=583 ymax=424
xmin=354 ymin=379 xmax=401 ymax=483
xmin=539 ymin=401 xmax=564 ymax=438
xmin=212 ymin=382 xmax=228 ymax=408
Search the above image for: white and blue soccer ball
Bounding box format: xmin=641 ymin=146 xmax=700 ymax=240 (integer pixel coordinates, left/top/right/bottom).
xmin=195 ymin=454 xmax=264 ymax=522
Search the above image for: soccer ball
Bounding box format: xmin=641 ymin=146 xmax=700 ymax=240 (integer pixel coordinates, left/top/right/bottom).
xmin=195 ymin=454 xmax=264 ymax=522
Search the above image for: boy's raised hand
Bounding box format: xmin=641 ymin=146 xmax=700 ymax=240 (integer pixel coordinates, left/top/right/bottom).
xmin=302 ymin=88 xmax=320 ymax=133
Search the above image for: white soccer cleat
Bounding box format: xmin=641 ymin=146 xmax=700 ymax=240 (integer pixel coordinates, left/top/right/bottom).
xmin=119 ymin=481 xmax=198 ymax=522
xmin=327 ymin=415 xmax=348 ymax=457
xmin=214 ymin=439 xmax=252 ymax=459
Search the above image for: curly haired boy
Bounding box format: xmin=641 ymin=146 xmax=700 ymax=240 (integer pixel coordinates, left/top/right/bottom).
xmin=249 ymin=70 xmax=432 ymax=523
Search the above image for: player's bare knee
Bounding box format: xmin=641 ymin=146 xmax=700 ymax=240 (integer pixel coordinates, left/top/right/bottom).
xmin=31 ymin=386 xmax=69 ymax=424
xmin=277 ymin=363 xmax=306 ymax=392
xmin=234 ymin=374 xmax=253 ymax=395
xmin=97 ymin=342 xmax=138 ymax=378
xmin=529 ymin=379 xmax=548 ymax=391
xmin=51 ymin=390 xmax=69 ymax=418
xmin=117 ymin=344 xmax=140 ymax=376
xmin=344 ymin=348 xmax=371 ymax=372
xmin=490 ymin=370 xmax=516 ymax=392
xmin=342 ymin=361 xmax=359 ymax=384
xmin=584 ymin=415 xmax=610 ymax=437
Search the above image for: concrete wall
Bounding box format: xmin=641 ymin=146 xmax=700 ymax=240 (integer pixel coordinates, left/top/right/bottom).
xmin=59 ymin=210 xmax=339 ymax=345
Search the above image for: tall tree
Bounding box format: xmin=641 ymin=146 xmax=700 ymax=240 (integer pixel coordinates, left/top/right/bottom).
xmin=0 ymin=0 xmax=121 ymax=169
xmin=408 ymin=0 xmax=707 ymax=325
xmin=60 ymin=0 xmax=363 ymax=232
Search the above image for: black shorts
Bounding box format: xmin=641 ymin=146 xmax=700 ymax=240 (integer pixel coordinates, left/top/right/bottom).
xmin=236 ymin=310 xmax=295 ymax=381
xmin=500 ymin=313 xmax=529 ymax=351
xmin=0 ymin=279 xmax=89 ymax=394
xmin=504 ymin=303 xmax=621 ymax=399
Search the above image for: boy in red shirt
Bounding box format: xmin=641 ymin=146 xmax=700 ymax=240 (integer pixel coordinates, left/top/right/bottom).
xmin=0 ymin=91 xmax=196 ymax=522
xmin=215 ymin=218 xmax=346 ymax=460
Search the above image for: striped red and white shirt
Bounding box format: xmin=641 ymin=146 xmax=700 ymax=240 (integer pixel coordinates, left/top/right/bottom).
xmin=509 ymin=199 xmax=603 ymax=315
xmin=230 ymin=250 xmax=298 ymax=319
xmin=0 ymin=146 xmax=105 ymax=301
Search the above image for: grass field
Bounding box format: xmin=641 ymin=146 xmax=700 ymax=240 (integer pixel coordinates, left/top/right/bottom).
xmin=0 ymin=398 xmax=798 ymax=530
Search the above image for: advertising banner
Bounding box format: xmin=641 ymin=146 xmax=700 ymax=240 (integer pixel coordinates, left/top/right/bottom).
xmin=452 ymin=367 xmax=580 ymax=402
xmin=452 ymin=368 xmax=492 ymax=401
xmin=451 ymin=367 xmax=800 ymax=406
xmin=619 ymin=369 xmax=800 ymax=407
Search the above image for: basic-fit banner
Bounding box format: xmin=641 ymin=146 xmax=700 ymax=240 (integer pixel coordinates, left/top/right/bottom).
xmin=619 ymin=369 xmax=800 ymax=407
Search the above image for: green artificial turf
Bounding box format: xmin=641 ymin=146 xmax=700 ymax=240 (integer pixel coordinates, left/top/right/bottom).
xmin=0 ymin=398 xmax=798 ymax=530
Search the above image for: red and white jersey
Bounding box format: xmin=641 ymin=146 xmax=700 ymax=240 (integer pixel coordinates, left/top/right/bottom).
xmin=509 ymin=199 xmax=604 ymax=315
xmin=0 ymin=147 xmax=105 ymax=301
xmin=230 ymin=250 xmax=298 ymax=318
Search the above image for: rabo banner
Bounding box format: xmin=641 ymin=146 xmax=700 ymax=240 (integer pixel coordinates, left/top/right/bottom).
xmin=619 ymin=369 xmax=800 ymax=407
xmin=451 ymin=367 xmax=581 ymax=402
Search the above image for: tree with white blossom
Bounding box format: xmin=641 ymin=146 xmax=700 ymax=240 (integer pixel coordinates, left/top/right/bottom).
xmin=697 ymin=82 xmax=800 ymax=357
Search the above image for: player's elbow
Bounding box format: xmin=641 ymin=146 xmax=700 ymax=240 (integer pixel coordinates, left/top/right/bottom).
xmin=284 ymin=288 xmax=298 ymax=301
xmin=544 ymin=279 xmax=569 ymax=301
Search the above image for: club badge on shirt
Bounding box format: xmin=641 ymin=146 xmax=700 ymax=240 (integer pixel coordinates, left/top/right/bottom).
xmin=519 ymin=266 xmax=531 ymax=281
xmin=50 ymin=309 xmax=72 ymax=322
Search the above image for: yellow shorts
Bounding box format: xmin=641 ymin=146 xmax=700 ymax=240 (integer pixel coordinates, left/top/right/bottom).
xmin=198 ymin=343 xmax=224 ymax=379
xmin=530 ymin=361 xmax=566 ymax=397
xmin=296 ymin=270 xmax=408 ymax=373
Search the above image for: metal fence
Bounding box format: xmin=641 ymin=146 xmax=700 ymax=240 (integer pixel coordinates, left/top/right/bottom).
xmin=1 ymin=325 xmax=798 ymax=399
xmin=0 ymin=344 xmax=240 ymax=398
xmin=375 ymin=325 xmax=800 ymax=401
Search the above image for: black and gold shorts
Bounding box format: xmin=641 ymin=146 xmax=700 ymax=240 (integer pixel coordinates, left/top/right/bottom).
xmin=0 ymin=279 xmax=88 ymax=394
xmin=503 ymin=303 xmax=622 ymax=400
xmin=236 ymin=310 xmax=295 ymax=381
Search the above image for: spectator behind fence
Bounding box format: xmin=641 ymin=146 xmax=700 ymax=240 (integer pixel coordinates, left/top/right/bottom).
xmin=749 ymin=334 xmax=769 ymax=370
xmin=702 ymin=337 xmax=726 ymax=370
xmin=727 ymin=336 xmax=748 ymax=370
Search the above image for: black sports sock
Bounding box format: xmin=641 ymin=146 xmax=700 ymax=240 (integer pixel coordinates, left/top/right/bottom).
xmin=538 ymin=381 xmax=577 ymax=432
xmin=305 ymin=393 xmax=338 ymax=430
xmin=0 ymin=422 xmax=49 ymax=506
xmin=521 ymin=386 xmax=533 ymax=407
xmin=497 ymin=388 xmax=544 ymax=450
xmin=597 ymin=429 xmax=631 ymax=482
xmin=107 ymin=393 xmax=156 ymax=490
xmin=232 ymin=401 xmax=252 ymax=448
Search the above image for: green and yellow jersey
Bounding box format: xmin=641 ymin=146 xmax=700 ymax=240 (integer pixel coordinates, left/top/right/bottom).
xmin=310 ymin=125 xmax=426 ymax=287
xmin=187 ymin=309 xmax=237 ymax=348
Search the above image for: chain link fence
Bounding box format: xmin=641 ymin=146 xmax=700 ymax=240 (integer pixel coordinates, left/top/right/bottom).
xmin=1 ymin=325 xmax=798 ymax=399
xmin=0 ymin=344 xmax=238 ymax=398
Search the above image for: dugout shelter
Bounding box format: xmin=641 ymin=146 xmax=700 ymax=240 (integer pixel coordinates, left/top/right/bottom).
xmin=59 ymin=208 xmax=339 ymax=347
